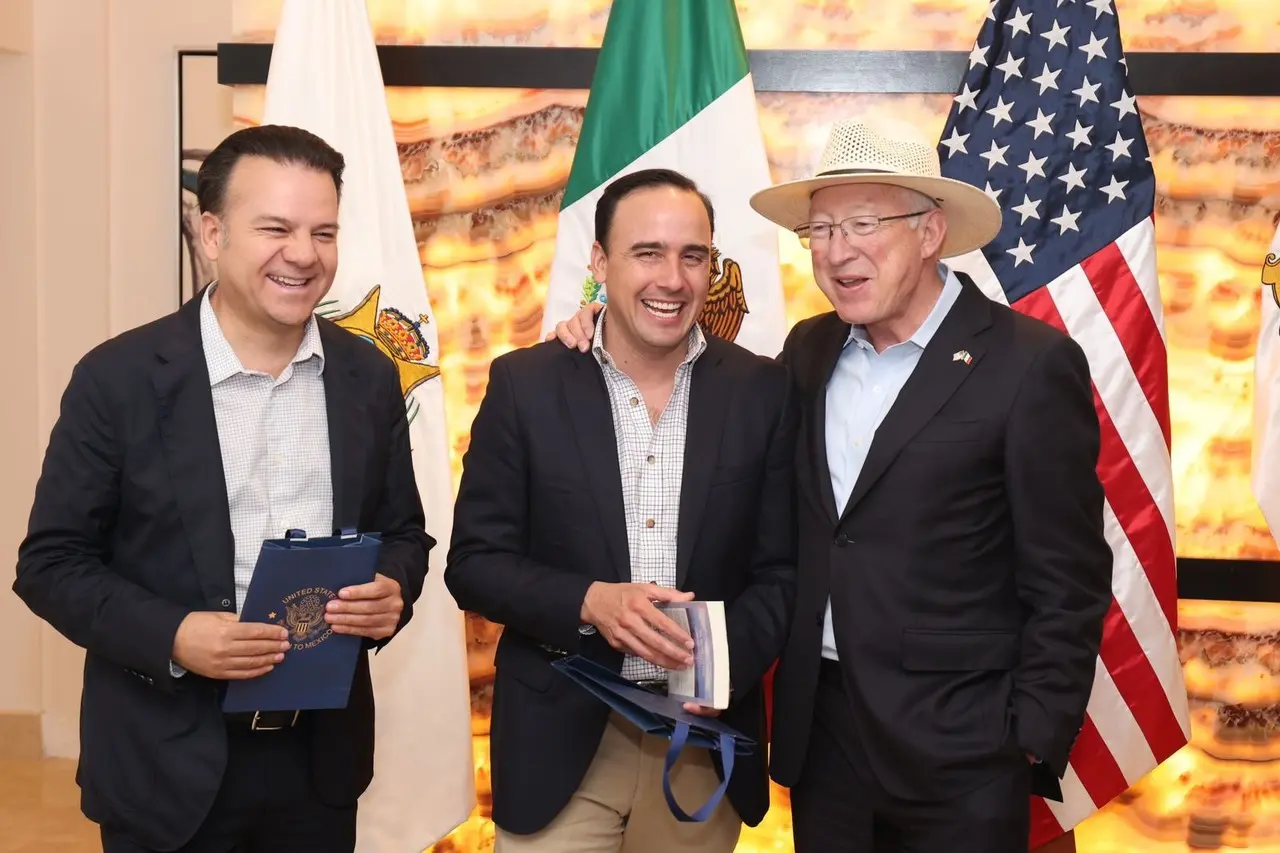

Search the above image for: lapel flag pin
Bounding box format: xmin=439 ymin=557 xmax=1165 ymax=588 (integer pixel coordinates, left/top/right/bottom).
xmin=952 ymin=349 xmax=973 ymax=365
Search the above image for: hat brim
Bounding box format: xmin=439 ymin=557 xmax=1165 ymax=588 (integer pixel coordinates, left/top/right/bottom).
xmin=749 ymin=173 xmax=1002 ymax=259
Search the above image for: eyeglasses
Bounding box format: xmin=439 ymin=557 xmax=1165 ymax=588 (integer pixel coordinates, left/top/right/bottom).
xmin=794 ymin=210 xmax=935 ymax=249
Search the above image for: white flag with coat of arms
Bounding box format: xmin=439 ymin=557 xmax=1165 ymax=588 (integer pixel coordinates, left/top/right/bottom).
xmin=260 ymin=0 xmax=475 ymax=848
xmin=1253 ymin=223 xmax=1280 ymax=539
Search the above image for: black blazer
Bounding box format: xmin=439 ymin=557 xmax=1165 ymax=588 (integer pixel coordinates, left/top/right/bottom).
xmin=12 ymin=291 xmax=432 ymax=851
xmin=445 ymin=335 xmax=799 ymax=835
xmin=768 ymin=275 xmax=1113 ymax=803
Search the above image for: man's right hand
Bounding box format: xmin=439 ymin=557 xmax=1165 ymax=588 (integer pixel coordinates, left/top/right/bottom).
xmin=171 ymin=612 xmax=291 ymax=680
xmin=581 ymin=582 xmax=697 ymax=671
xmin=545 ymin=302 xmax=604 ymax=352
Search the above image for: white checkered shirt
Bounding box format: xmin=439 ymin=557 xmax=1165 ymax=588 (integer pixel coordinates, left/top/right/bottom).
xmin=200 ymin=284 xmax=334 ymax=614
xmin=590 ymin=308 xmax=707 ymax=682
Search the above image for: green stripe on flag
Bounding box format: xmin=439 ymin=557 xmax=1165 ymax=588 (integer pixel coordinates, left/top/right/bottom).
xmin=561 ymin=0 xmax=750 ymax=210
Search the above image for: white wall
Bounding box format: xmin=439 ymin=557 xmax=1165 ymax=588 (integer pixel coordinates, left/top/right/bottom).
xmin=0 ymin=0 xmax=41 ymax=721
xmin=0 ymin=0 xmax=33 ymax=53
xmin=0 ymin=0 xmax=233 ymax=757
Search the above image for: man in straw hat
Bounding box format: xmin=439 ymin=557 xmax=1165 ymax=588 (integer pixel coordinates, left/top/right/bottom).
xmin=548 ymin=117 xmax=1112 ymax=852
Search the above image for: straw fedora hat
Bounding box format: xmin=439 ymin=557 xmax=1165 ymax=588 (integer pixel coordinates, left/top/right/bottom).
xmin=749 ymin=118 xmax=1002 ymax=258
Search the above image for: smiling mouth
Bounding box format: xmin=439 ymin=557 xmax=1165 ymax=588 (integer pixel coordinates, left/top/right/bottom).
xmin=641 ymin=298 xmax=684 ymax=319
xmin=834 ymin=276 xmax=869 ymax=289
xmin=268 ymin=273 xmax=311 ymax=290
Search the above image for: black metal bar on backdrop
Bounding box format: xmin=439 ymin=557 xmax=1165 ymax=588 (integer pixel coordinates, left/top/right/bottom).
xmin=216 ymin=43 xmax=1280 ymax=96
xmin=1178 ymin=558 xmax=1280 ymax=605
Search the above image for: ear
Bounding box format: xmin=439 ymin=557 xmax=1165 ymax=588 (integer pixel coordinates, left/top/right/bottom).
xmin=918 ymin=209 xmax=947 ymax=259
xmin=589 ymin=240 xmax=608 ymax=285
xmin=199 ymin=211 xmax=225 ymax=262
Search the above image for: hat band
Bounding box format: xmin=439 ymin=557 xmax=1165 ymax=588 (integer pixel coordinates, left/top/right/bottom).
xmin=816 ymin=167 xmax=899 ymax=177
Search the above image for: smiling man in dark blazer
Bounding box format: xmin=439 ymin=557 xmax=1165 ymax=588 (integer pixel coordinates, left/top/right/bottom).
xmin=12 ymin=125 xmax=431 ymax=853
xmin=446 ymin=168 xmax=798 ymax=853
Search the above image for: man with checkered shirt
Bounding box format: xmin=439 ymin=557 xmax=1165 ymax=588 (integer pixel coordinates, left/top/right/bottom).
xmin=446 ymin=168 xmax=799 ymax=853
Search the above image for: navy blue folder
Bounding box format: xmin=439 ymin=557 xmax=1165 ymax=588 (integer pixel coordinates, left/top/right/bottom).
xmin=551 ymin=654 xmax=755 ymax=823
xmin=222 ymin=529 xmax=381 ymax=713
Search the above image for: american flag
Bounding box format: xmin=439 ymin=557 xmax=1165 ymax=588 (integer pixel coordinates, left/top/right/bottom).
xmin=936 ymin=0 xmax=1191 ymax=845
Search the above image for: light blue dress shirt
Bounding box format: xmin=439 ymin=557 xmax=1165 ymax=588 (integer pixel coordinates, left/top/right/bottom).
xmin=821 ymin=264 xmax=965 ymax=661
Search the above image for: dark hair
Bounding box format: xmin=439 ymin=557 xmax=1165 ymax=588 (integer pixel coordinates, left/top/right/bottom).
xmin=196 ymin=124 xmax=346 ymax=217
xmin=594 ymin=168 xmax=715 ymax=251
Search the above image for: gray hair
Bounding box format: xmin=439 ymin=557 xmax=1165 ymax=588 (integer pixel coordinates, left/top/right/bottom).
xmin=891 ymin=185 xmax=939 ymax=230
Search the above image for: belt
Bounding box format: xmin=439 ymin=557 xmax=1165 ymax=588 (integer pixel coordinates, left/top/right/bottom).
xmin=224 ymin=710 xmax=302 ymax=731
xmin=633 ymin=678 xmax=669 ymax=693
xmin=535 ymin=643 xmax=668 ymax=692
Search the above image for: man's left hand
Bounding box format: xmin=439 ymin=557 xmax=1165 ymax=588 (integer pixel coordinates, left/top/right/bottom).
xmin=326 ymin=573 xmax=404 ymax=640
xmin=682 ymin=702 xmax=722 ymax=718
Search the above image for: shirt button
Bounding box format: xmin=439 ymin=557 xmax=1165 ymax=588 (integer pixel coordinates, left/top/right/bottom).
xmin=646 ymin=519 xmax=655 ymax=529
xmin=630 ymin=397 xmax=639 ymax=406
xmin=647 ymin=455 xmax=655 ymax=464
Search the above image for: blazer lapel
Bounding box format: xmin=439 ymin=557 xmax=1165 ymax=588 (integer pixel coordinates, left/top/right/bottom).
xmin=807 ymin=317 xmax=850 ymax=526
xmin=676 ymin=345 xmax=730 ymax=587
xmin=562 ymin=355 xmax=630 ymax=583
xmin=320 ymin=325 xmax=369 ymax=533
xmin=154 ymin=299 xmax=236 ymax=608
xmin=838 ymin=280 xmax=993 ymax=523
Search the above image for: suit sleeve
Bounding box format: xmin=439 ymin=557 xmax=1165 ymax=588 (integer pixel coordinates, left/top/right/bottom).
xmin=444 ymin=357 xmax=595 ymax=651
xmin=1005 ymin=336 xmax=1113 ymax=775
xmin=368 ymin=356 xmax=435 ymax=650
xmin=724 ymin=367 xmax=800 ymax=699
xmin=12 ymin=360 xmax=191 ymax=687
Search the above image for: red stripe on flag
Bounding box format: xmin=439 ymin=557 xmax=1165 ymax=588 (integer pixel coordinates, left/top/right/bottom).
xmin=1029 ymin=795 xmax=1065 ymax=849
xmin=1090 ymin=384 xmax=1178 ymax=628
xmin=1014 ymin=287 xmax=1066 ymax=332
xmin=1098 ymin=598 xmax=1188 ymax=762
xmin=1082 ymin=241 xmax=1171 ymax=450
xmin=1067 ymin=713 xmax=1129 ymax=807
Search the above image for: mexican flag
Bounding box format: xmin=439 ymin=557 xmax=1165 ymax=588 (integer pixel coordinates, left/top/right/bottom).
xmin=541 ymin=0 xmax=785 ymax=357
xmin=259 ymin=0 xmax=476 ymax=849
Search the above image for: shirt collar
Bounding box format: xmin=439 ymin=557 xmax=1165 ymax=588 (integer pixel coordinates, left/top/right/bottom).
xmin=590 ymin=304 xmax=707 ymax=370
xmin=200 ymin=282 xmax=325 ymax=386
xmin=846 ymin=263 xmax=964 ymax=352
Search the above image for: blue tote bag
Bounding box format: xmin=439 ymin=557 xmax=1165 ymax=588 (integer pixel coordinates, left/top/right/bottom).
xmin=551 ymin=654 xmax=755 ymax=823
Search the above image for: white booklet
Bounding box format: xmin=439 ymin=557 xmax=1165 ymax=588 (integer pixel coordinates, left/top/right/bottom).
xmin=657 ymin=600 xmax=730 ymax=709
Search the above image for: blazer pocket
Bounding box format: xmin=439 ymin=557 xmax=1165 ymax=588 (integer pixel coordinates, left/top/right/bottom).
xmin=494 ymin=637 xmax=555 ymax=693
xmin=911 ymin=418 xmax=994 ymax=444
xmin=539 ymin=477 xmax=590 ymax=497
xmin=709 ymin=461 xmax=758 ymax=487
xmin=900 ymin=628 xmax=1020 ymax=672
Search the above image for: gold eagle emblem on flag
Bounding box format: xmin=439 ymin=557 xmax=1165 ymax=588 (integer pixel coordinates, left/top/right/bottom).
xmin=1265 ymin=252 xmax=1280 ymax=309
xmin=698 ymin=247 xmax=750 ymax=342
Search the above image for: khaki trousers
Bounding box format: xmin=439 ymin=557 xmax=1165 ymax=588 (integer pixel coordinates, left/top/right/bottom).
xmin=494 ymin=712 xmax=742 ymax=853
